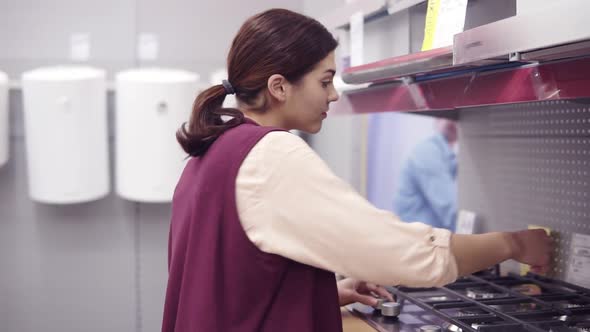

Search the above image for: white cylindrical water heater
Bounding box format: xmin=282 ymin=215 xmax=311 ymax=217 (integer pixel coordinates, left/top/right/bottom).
xmin=21 ymin=66 xmax=110 ymax=204
xmin=0 ymin=71 xmax=8 ymax=167
xmin=115 ymin=68 xmax=199 ymax=202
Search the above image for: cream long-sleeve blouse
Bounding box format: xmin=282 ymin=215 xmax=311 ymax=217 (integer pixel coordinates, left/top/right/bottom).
xmin=235 ymin=131 xmax=458 ymax=287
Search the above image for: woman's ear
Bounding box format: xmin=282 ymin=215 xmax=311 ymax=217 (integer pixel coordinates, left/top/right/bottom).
xmin=267 ymin=74 xmax=288 ymax=102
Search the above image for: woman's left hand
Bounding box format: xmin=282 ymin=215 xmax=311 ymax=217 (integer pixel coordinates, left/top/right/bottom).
xmin=337 ymin=278 xmax=394 ymax=306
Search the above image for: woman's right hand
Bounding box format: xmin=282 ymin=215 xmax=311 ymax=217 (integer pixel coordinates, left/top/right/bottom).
xmin=508 ymin=229 xmax=553 ymax=274
xmin=451 ymin=229 xmax=553 ymax=277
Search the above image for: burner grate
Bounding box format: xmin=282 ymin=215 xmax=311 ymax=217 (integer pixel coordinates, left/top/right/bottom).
xmin=351 ymin=272 xmax=590 ymax=332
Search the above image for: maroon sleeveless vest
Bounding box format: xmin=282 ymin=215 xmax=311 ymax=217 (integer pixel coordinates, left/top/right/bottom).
xmin=162 ymin=120 xmax=342 ymax=332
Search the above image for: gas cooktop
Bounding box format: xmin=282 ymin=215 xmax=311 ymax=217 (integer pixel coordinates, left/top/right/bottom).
xmin=348 ymin=273 xmax=590 ymax=332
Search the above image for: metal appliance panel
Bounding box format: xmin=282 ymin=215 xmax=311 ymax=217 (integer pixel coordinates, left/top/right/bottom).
xmin=453 ymin=1 xmax=590 ymax=65
xmin=458 ymin=99 xmax=590 ymax=282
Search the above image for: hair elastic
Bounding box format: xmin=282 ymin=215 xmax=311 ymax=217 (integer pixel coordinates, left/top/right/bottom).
xmin=221 ymin=79 xmax=235 ymax=95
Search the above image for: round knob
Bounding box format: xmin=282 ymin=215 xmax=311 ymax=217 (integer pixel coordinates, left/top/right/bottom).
xmin=420 ymin=325 xmax=442 ymax=332
xmin=380 ymin=302 xmax=400 ymax=317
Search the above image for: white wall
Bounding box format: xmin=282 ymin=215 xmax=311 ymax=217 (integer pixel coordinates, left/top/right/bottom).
xmin=304 ymin=0 xmax=341 ymax=20
xmin=0 ymin=0 xmax=303 ymax=79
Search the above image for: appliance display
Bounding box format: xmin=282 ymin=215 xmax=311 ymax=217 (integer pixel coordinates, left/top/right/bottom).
xmin=350 ymin=272 xmax=590 ymax=332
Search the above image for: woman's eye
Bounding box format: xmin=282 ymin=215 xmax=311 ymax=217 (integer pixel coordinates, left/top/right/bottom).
xmin=322 ymin=81 xmax=332 ymax=88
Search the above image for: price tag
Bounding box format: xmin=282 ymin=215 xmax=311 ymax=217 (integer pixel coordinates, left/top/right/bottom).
xmin=421 ymin=0 xmax=468 ymax=51
xmin=566 ymin=233 xmax=590 ymax=288
xmin=455 ymin=209 xmax=476 ymax=234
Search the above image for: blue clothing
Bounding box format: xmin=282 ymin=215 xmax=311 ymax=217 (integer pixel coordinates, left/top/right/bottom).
xmin=393 ymin=133 xmax=457 ymax=230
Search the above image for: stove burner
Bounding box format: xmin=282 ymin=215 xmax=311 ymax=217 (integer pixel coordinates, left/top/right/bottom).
xmin=413 ymin=290 xmax=458 ymax=303
xmin=488 ymin=301 xmax=539 ymax=312
xmin=563 ymin=314 xmax=590 ymax=327
xmin=442 ymin=320 xmax=513 ymax=332
xmin=441 ymin=306 xmax=489 ymax=317
xmin=469 ymin=318 xmax=510 ymax=329
xmin=465 ymin=287 xmax=509 ymax=299
xmin=519 ymin=313 xmax=565 ymax=323
xmin=548 ymin=297 xmax=590 ymax=309
xmin=549 ymin=327 xmax=590 ymax=332
xmin=424 ymin=296 xmax=454 ymax=302
xmin=444 ymin=324 xmax=462 ymax=332
xmin=458 ymin=307 xmax=489 ymax=316
xmin=510 ymin=283 xmax=543 ymax=296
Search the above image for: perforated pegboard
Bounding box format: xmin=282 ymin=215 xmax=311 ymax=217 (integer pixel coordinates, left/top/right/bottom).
xmin=457 ymin=99 xmax=590 ymax=283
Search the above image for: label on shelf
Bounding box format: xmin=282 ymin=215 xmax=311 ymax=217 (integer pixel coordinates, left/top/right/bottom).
xmin=566 ymin=233 xmax=590 ymax=288
xmin=455 ymin=209 xmax=476 ymax=234
xmin=421 ymin=0 xmax=468 ymax=51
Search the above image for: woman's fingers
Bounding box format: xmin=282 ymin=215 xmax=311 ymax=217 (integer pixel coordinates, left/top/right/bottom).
xmin=354 ymin=293 xmax=380 ymax=307
xmin=364 ymin=282 xmax=394 ymax=301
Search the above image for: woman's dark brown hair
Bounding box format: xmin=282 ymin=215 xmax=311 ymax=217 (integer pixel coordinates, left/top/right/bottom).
xmin=177 ymin=8 xmax=338 ymax=157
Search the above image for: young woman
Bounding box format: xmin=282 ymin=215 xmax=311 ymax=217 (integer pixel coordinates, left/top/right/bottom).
xmin=162 ymin=8 xmax=552 ymax=332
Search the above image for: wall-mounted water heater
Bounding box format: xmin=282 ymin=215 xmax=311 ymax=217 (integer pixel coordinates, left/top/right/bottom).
xmin=21 ymin=66 xmax=110 ymax=204
xmin=115 ymin=68 xmax=199 ymax=202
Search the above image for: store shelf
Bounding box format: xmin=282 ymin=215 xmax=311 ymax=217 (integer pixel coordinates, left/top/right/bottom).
xmin=342 ymin=46 xmax=455 ymax=84
xmin=332 ymin=56 xmax=590 ymax=115
xmin=332 ymin=0 xmax=590 ymax=116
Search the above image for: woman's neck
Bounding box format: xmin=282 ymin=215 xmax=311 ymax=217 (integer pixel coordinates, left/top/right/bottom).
xmin=241 ymin=108 xmax=288 ymax=129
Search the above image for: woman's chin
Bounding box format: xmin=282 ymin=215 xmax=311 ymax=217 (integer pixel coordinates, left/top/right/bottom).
xmin=307 ymin=123 xmax=322 ymax=134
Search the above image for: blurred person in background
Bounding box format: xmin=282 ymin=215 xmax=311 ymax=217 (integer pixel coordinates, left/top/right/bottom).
xmin=393 ymin=119 xmax=458 ymax=231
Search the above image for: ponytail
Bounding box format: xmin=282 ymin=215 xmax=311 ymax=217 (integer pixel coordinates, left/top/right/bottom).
xmin=176 ymin=85 xmax=245 ymax=157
